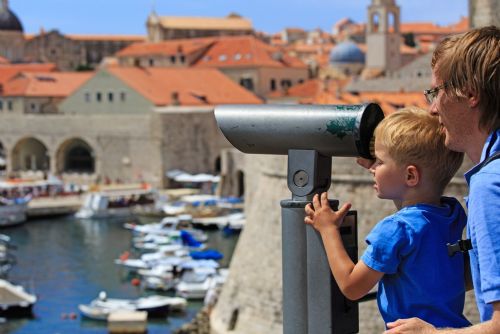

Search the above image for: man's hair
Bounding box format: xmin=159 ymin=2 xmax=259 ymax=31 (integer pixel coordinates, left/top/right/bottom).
xmin=374 ymin=107 xmax=464 ymax=192
xmin=432 ymin=26 xmax=500 ymax=132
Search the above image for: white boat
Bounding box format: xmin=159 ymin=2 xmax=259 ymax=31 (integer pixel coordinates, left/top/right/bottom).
xmin=78 ymin=291 xmax=186 ymax=320
xmin=0 ymin=279 xmax=37 ymax=317
xmin=176 ymin=267 xmax=220 ymax=299
xmin=0 ymin=197 xmax=30 ymax=227
xmin=75 ymin=185 xmax=157 ymax=219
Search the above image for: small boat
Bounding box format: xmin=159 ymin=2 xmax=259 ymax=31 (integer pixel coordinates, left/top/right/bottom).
xmin=78 ymin=291 xmax=186 ymax=320
xmin=176 ymin=268 xmax=218 ymax=299
xmin=0 ymin=279 xmax=37 ymax=317
xmin=0 ymin=196 xmax=30 ymax=227
xmin=75 ymin=184 xmax=157 ymax=219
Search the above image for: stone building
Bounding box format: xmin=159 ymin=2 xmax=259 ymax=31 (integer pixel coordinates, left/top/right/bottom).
xmin=24 ymin=30 xmax=144 ymax=71
xmin=365 ymin=0 xmax=402 ymax=77
xmin=0 ymin=66 xmax=261 ymax=187
xmin=146 ymin=11 xmax=253 ymax=42
xmin=116 ymin=35 xmax=310 ymax=99
xmin=0 ymin=0 xmax=24 ymax=62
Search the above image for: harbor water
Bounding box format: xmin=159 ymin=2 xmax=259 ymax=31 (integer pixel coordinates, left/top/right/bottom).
xmin=0 ymin=215 xmax=239 ymax=333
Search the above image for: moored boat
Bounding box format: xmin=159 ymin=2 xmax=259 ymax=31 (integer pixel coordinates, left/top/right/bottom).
xmin=78 ymin=291 xmax=186 ymax=320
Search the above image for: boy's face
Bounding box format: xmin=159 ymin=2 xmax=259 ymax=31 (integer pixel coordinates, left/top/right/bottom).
xmin=369 ymin=142 xmax=407 ymax=200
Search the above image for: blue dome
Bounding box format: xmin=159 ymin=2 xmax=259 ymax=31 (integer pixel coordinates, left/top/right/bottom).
xmin=330 ymin=41 xmax=364 ymax=64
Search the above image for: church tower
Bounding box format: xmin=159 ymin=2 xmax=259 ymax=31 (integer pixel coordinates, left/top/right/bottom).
xmin=365 ymin=0 xmax=401 ymax=76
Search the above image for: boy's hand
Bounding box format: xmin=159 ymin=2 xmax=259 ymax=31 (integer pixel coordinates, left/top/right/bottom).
xmin=304 ymin=192 xmax=351 ymax=234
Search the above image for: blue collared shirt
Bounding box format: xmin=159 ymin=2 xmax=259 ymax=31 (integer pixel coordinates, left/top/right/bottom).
xmin=464 ymin=129 xmax=500 ymax=321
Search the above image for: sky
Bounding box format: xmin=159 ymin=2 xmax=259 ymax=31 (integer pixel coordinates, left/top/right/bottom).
xmin=10 ymin=0 xmax=469 ymax=36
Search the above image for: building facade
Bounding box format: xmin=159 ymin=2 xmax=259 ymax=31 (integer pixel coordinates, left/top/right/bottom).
xmin=24 ymin=30 xmax=144 ymax=71
xmin=146 ymin=12 xmax=253 ymax=42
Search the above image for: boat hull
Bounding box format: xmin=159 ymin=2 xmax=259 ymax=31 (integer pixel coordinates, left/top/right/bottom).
xmin=0 ymin=204 xmax=27 ymax=227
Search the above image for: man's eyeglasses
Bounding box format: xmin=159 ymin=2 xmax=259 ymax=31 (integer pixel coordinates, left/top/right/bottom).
xmin=424 ymin=83 xmax=447 ymax=104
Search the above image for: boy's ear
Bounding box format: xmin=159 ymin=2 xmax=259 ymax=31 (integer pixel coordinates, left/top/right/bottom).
xmin=405 ymin=165 xmax=419 ymax=187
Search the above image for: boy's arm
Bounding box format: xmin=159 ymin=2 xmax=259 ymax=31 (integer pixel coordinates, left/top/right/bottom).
xmin=305 ymin=193 xmax=383 ymax=300
xmin=321 ymin=226 xmax=384 ymax=300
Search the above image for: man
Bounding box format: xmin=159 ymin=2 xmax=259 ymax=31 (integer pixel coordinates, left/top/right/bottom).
xmin=383 ymin=25 xmax=500 ymax=334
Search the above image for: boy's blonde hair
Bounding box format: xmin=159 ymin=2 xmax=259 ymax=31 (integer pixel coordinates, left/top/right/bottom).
xmin=374 ymin=107 xmax=464 ymax=192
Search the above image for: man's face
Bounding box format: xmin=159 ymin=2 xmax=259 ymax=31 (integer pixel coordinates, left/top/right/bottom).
xmin=429 ymin=69 xmax=474 ymax=153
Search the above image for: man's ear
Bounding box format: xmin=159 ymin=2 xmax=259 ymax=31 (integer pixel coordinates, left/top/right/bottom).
xmin=468 ymin=91 xmax=480 ymax=108
xmin=405 ymin=165 xmax=420 ymax=187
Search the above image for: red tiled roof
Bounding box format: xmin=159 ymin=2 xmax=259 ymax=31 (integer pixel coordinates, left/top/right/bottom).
xmin=311 ymin=91 xmax=427 ymax=115
xmin=0 ymin=63 xmax=57 ymax=85
xmin=2 ymin=71 xmax=93 ymax=97
xmin=116 ymin=38 xmax=215 ymax=57
xmin=193 ymin=36 xmax=307 ymax=69
xmin=107 ymin=66 xmax=262 ymax=106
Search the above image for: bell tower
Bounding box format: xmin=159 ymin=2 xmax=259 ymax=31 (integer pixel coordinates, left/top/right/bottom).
xmin=365 ymin=0 xmax=401 ymax=75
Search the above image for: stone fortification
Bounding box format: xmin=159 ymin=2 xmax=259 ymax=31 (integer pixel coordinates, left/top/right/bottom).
xmin=470 ymin=0 xmax=500 ymax=28
xmin=212 ymin=152 xmax=479 ymax=333
xmin=0 ymin=109 xmax=229 ymax=187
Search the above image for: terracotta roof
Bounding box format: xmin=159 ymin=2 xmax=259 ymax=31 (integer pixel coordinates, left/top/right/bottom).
xmin=116 ymin=38 xmax=215 ymax=57
xmin=107 ymin=67 xmax=262 ymax=106
xmin=194 ymin=36 xmax=307 ymax=69
xmin=401 ymin=17 xmax=469 ymax=35
xmin=269 ymin=78 xmax=350 ymax=99
xmin=2 ymin=71 xmax=93 ymax=97
xmin=311 ymin=90 xmax=427 ymax=115
xmin=66 ymin=34 xmax=145 ymax=42
xmin=158 ymin=16 xmax=253 ymax=31
xmin=0 ymin=63 xmax=57 ymax=85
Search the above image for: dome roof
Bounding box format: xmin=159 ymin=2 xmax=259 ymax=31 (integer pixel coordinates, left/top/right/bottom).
xmin=330 ymin=40 xmax=364 ymax=64
xmin=0 ymin=6 xmax=23 ymax=32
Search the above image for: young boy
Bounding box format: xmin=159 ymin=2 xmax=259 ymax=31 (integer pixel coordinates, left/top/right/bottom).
xmin=304 ymin=107 xmax=470 ymax=328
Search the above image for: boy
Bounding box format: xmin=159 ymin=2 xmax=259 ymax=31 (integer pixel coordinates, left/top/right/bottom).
xmin=304 ymin=107 xmax=470 ymax=328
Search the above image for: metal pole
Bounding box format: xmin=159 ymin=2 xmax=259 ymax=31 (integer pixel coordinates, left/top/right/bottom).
xmin=281 ymin=200 xmax=308 ymax=334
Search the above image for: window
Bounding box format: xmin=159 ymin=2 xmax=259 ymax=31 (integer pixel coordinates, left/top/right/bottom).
xmin=31 ymin=103 xmax=37 ymax=112
xmin=0 ymin=100 xmax=3 ymax=111
xmin=149 ymin=58 xmax=154 ymax=66
xmin=108 ymin=92 xmax=114 ymax=102
xmin=240 ymin=78 xmax=254 ymax=91
xmin=120 ymin=92 xmax=126 ymax=102
xmin=7 ymin=100 xmax=12 ymax=111
xmin=234 ymin=53 xmax=242 ymax=60
xmin=170 ymin=55 xmax=176 ymax=64
xmin=84 ymin=92 xmax=91 ymax=102
xmin=270 ymin=79 xmax=276 ymax=91
xmin=96 ymin=92 xmax=102 ymax=102
xmin=219 ymin=54 xmax=227 ymax=61
xmin=179 ymin=55 xmax=186 ymax=64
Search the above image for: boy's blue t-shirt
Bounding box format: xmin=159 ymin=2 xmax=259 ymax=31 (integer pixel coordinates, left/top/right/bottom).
xmin=464 ymin=129 xmax=500 ymax=321
xmin=360 ymin=197 xmax=470 ymax=328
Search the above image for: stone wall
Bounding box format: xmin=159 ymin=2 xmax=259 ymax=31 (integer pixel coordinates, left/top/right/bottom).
xmin=470 ymin=0 xmax=500 ymax=28
xmin=211 ymin=154 xmax=479 ymax=333
xmin=0 ymin=109 xmax=229 ymax=188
